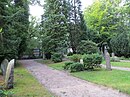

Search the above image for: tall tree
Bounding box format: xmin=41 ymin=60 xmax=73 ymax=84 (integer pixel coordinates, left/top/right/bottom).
xmin=41 ymin=0 xmax=68 ymax=58
xmin=14 ymin=0 xmax=29 ymax=59
xmin=0 ymin=0 xmax=20 ymax=60
xmin=68 ymin=0 xmax=87 ymax=53
xmin=84 ymin=0 xmax=122 ymax=51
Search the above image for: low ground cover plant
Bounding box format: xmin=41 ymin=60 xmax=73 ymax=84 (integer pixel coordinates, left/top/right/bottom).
xmin=0 ymin=90 xmax=13 ymax=97
xmin=64 ymin=62 xmax=84 ymax=72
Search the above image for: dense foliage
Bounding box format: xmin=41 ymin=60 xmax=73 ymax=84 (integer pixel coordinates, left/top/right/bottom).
xmin=41 ymin=0 xmax=68 ymax=58
xmin=1 ymin=0 xmax=130 ymax=63
xmin=64 ymin=62 xmax=84 ymax=72
xmin=41 ymin=0 xmax=87 ymax=58
xmin=69 ymin=62 xmax=84 ymax=72
xmin=77 ymin=40 xmax=98 ymax=54
xmin=110 ymin=33 xmax=130 ymax=57
xmin=64 ymin=62 xmax=74 ymax=70
xmin=84 ymin=0 xmax=130 ymax=57
xmin=0 ymin=0 xmax=29 ymax=61
xmin=83 ymin=53 xmax=102 ymax=70
xmin=68 ymin=54 xmax=82 ymax=62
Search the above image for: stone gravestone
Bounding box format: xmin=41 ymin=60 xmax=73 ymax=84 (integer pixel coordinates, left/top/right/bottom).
xmin=80 ymin=59 xmax=83 ymax=64
xmin=106 ymin=52 xmax=111 ymax=70
xmin=104 ymin=46 xmax=111 ymax=70
xmin=5 ymin=59 xmax=14 ymax=89
xmin=1 ymin=59 xmax=8 ymax=77
xmin=112 ymin=53 xmax=115 ymax=59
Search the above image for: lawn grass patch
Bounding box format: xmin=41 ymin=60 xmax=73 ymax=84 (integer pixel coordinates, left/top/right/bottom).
xmin=49 ymin=62 xmax=66 ymax=70
xmin=8 ymin=62 xmax=52 ymax=97
xmin=102 ymin=61 xmax=130 ymax=68
xmin=36 ymin=59 xmax=69 ymax=70
xmin=36 ymin=59 xmax=54 ymax=65
xmin=71 ymin=69 xmax=130 ymax=95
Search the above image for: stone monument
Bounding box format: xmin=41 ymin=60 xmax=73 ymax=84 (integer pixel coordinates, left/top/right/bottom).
xmin=104 ymin=46 xmax=111 ymax=70
xmin=5 ymin=59 xmax=14 ymax=89
xmin=1 ymin=59 xmax=8 ymax=77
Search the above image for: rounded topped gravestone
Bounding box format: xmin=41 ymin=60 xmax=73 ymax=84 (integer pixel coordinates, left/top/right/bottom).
xmin=1 ymin=59 xmax=8 ymax=76
xmin=5 ymin=59 xmax=15 ymax=89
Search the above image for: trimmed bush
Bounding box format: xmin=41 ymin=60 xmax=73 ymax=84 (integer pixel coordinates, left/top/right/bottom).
xmin=83 ymin=53 xmax=102 ymax=70
xmin=111 ymin=57 xmax=120 ymax=62
xmin=69 ymin=62 xmax=84 ymax=72
xmin=64 ymin=62 xmax=74 ymax=70
xmin=0 ymin=90 xmax=13 ymax=97
xmin=51 ymin=53 xmax=62 ymax=63
xmin=69 ymin=54 xmax=82 ymax=62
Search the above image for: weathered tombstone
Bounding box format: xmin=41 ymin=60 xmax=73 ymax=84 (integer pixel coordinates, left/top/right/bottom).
xmin=42 ymin=52 xmax=45 ymax=59
xmin=112 ymin=53 xmax=115 ymax=58
xmin=106 ymin=52 xmax=111 ymax=70
xmin=5 ymin=59 xmax=14 ymax=89
xmin=104 ymin=46 xmax=111 ymax=70
xmin=80 ymin=59 xmax=83 ymax=64
xmin=1 ymin=59 xmax=8 ymax=77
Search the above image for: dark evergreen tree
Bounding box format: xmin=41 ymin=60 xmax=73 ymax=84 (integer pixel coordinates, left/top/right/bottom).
xmin=67 ymin=0 xmax=87 ymax=53
xmin=0 ymin=0 xmax=19 ymax=61
xmin=41 ymin=0 xmax=68 ymax=58
xmin=14 ymin=0 xmax=29 ymax=59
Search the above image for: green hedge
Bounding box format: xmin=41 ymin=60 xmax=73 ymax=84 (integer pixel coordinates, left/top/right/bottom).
xmin=83 ymin=53 xmax=102 ymax=69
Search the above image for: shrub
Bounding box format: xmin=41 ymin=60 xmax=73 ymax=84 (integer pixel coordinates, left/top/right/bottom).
xmin=119 ymin=56 xmax=126 ymax=60
xmin=67 ymin=52 xmax=73 ymax=56
xmin=83 ymin=53 xmax=102 ymax=70
xmin=0 ymin=90 xmax=13 ymax=97
xmin=111 ymin=57 xmax=120 ymax=62
xmin=77 ymin=40 xmax=98 ymax=54
xmin=69 ymin=62 xmax=84 ymax=72
xmin=69 ymin=54 xmax=82 ymax=62
xmin=64 ymin=62 xmax=74 ymax=70
xmin=51 ymin=53 xmax=62 ymax=63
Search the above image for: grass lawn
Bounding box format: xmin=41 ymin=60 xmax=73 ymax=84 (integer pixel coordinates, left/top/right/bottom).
xmin=36 ymin=59 xmax=68 ymax=70
xmin=102 ymin=61 xmax=130 ymax=68
xmin=36 ymin=59 xmax=54 ymax=65
xmin=42 ymin=61 xmax=130 ymax=95
xmin=8 ymin=63 xmax=53 ymax=97
xmin=72 ymin=69 xmax=130 ymax=95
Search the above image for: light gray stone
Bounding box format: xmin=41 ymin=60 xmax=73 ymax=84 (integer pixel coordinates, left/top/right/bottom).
xmin=112 ymin=53 xmax=115 ymax=58
xmin=106 ymin=52 xmax=111 ymax=70
xmin=104 ymin=46 xmax=111 ymax=70
xmin=5 ymin=59 xmax=14 ymax=89
xmin=1 ymin=59 xmax=8 ymax=77
xmin=80 ymin=59 xmax=83 ymax=64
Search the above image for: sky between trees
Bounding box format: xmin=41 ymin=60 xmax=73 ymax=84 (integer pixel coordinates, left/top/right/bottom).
xmin=30 ymin=0 xmax=93 ymax=19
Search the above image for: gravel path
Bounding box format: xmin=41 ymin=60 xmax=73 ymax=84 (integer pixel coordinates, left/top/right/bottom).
xmin=102 ymin=64 xmax=130 ymax=71
xmin=101 ymin=63 xmax=130 ymax=72
xmin=19 ymin=60 xmax=130 ymax=97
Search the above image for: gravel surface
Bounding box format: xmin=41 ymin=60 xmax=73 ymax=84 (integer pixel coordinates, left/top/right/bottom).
xmin=101 ymin=64 xmax=130 ymax=71
xmin=19 ymin=60 xmax=130 ymax=97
